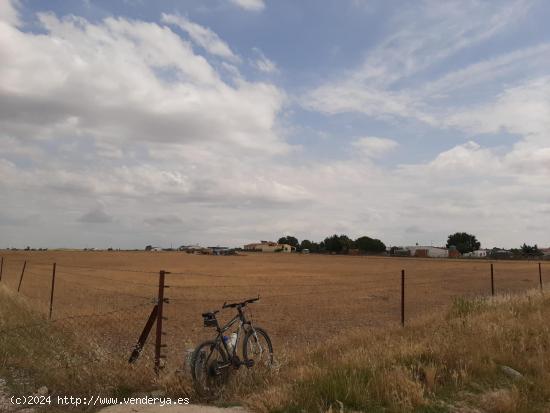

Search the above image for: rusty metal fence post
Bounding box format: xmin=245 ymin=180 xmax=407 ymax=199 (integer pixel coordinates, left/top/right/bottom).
xmin=0 ymin=256 xmax=3 ymax=282
xmin=490 ymin=263 xmax=494 ymax=296
xmin=401 ymin=269 xmax=405 ymax=327
xmin=129 ymin=305 xmax=159 ymax=364
xmin=17 ymin=260 xmax=27 ymax=292
xmin=49 ymin=263 xmax=56 ymax=319
xmin=539 ymin=262 xmax=543 ymax=292
xmin=154 ymin=270 xmax=169 ymax=374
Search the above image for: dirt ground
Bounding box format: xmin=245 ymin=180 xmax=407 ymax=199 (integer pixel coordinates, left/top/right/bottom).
xmin=0 ymin=250 xmax=546 ymax=367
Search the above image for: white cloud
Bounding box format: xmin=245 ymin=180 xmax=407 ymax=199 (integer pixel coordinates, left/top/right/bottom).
xmin=398 ymin=141 xmax=503 ymax=178
xmin=0 ymin=0 xmax=20 ymax=26
xmin=161 ymin=13 xmax=239 ymax=62
xmin=221 ymin=62 xmax=242 ymax=78
xmin=0 ymin=11 xmax=286 ymax=153
xmin=445 ymin=76 xmax=550 ymax=141
xmin=230 ymin=0 xmax=265 ymax=12
xmin=297 ymin=0 xmax=550 ymax=248
xmin=303 ymin=0 xmax=534 ymax=122
xmin=352 ymin=137 xmax=398 ymax=158
xmin=251 ymin=48 xmax=278 ymax=73
xmin=1 ymin=0 xmax=549 ymax=250
xmin=0 ymin=1 xmax=316 ymax=248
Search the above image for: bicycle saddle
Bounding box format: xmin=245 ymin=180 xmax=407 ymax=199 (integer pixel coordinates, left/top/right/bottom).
xmin=202 ymin=310 xmax=219 ymax=317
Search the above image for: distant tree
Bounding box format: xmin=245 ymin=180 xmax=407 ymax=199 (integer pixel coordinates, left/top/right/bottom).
xmin=145 ymin=245 xmax=153 ymax=251
xmin=300 ymin=239 xmax=320 ymax=252
xmin=520 ymin=243 xmax=543 ymax=257
xmin=278 ymin=236 xmax=299 ymax=249
xmin=446 ymin=232 xmax=480 ymax=254
xmin=300 ymin=239 xmax=313 ymax=252
xmin=340 ymin=235 xmax=356 ymax=252
xmin=323 ymin=234 xmax=341 ymax=253
xmin=355 ymin=236 xmax=386 ymax=253
xmin=300 ymin=239 xmax=313 ymax=250
xmin=323 ymin=234 xmax=356 ymax=254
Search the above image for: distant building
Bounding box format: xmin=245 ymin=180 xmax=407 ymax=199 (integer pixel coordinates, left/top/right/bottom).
xmin=448 ymin=248 xmax=461 ymax=258
xmin=464 ymin=249 xmax=488 ymax=258
xmin=391 ymin=247 xmax=411 ymax=257
xmin=489 ymin=249 xmax=513 ymax=259
xmin=406 ymin=246 xmax=449 ymax=258
xmin=243 ymin=240 xmax=295 ymax=253
xmin=209 ymin=246 xmax=236 ymax=256
xmin=391 ymin=245 xmax=459 ymax=258
xmin=178 ymin=244 xmax=201 ymax=252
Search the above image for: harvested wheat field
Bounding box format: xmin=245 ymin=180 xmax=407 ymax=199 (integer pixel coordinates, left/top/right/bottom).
xmin=0 ymin=250 xmax=546 ymax=368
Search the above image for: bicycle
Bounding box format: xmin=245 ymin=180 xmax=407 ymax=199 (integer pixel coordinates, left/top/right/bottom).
xmin=190 ymin=296 xmax=273 ymax=399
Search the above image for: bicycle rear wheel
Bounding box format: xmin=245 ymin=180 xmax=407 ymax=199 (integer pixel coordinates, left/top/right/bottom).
xmin=191 ymin=340 xmax=230 ymax=399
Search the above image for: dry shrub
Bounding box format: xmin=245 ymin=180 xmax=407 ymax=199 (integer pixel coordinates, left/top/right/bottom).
xmin=418 ymin=364 xmax=438 ymax=391
xmin=376 ymin=366 xmax=426 ymax=411
xmin=479 ymin=387 xmax=520 ymax=413
xmin=244 ymin=384 xmax=291 ymax=413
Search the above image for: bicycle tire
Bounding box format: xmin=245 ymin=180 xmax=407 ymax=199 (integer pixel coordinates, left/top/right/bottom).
xmin=242 ymin=326 xmax=274 ymax=366
xmin=191 ymin=340 xmax=230 ymax=399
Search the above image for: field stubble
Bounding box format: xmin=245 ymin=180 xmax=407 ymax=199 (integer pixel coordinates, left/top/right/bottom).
xmin=0 ymin=251 xmax=545 ymax=369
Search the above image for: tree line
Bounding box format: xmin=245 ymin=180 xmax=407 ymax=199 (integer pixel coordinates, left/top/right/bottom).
xmin=278 ymin=232 xmax=545 ymax=257
xmin=277 ymin=234 xmax=386 ymax=254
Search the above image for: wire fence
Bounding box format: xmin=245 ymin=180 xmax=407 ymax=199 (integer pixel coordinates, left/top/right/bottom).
xmin=0 ymin=253 xmax=546 ymax=378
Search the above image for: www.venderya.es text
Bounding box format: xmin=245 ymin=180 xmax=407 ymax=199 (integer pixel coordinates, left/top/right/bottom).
xmin=11 ymin=395 xmax=190 ymax=407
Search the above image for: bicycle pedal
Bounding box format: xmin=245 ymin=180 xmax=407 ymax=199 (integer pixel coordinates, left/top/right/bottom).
xmin=231 ymin=355 xmax=242 ymax=369
xmin=243 ymin=359 xmax=255 ymax=368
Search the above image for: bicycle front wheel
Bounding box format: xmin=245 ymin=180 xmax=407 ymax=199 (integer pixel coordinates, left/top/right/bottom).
xmin=191 ymin=340 xmax=230 ymax=399
xmin=243 ymin=326 xmax=273 ymax=367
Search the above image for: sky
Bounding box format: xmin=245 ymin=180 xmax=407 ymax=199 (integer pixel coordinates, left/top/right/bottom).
xmin=1 ymin=0 xmax=549 ymax=249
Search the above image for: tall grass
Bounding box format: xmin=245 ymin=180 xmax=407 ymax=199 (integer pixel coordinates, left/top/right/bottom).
xmin=243 ymin=290 xmax=550 ymax=412
xmin=0 ymin=285 xmax=157 ymax=398
xmin=2 ymin=283 xmax=550 ymax=412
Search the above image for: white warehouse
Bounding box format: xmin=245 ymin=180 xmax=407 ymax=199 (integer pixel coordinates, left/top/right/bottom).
xmin=398 ymin=246 xmax=450 ymax=258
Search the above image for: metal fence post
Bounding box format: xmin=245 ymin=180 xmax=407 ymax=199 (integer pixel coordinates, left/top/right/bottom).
xmin=49 ymin=263 xmax=56 ymax=319
xmin=154 ymin=270 xmax=169 ymax=374
xmin=17 ymin=261 xmax=27 ymax=292
xmin=0 ymin=257 xmax=3 ymax=282
xmin=129 ymin=305 xmax=159 ymax=364
xmin=490 ymin=263 xmax=494 ymax=296
xmin=401 ymin=269 xmax=405 ymax=327
xmin=539 ymin=262 xmax=543 ymax=292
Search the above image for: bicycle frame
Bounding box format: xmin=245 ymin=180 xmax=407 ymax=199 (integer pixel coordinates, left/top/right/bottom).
xmin=217 ymin=313 xmax=245 ymax=359
xmin=208 ymin=307 xmax=254 ymax=368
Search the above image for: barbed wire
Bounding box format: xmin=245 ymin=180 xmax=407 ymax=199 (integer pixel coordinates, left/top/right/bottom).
xmin=56 ymin=262 xmax=159 ymax=274
xmin=169 ymin=271 xmax=235 ymax=278
xmin=17 ymin=269 xmax=46 ymax=279
xmin=54 ymin=268 xmax=158 ymax=288
xmin=54 ymin=273 xmax=155 ymax=300
xmin=0 ymin=302 xmax=151 ymax=336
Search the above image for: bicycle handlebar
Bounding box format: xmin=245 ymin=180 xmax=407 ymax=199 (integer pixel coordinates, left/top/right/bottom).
xmin=222 ymin=296 xmax=260 ymax=309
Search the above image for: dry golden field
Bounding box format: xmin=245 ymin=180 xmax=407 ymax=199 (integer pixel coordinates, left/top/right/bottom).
xmin=0 ymin=250 xmax=546 ymax=368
